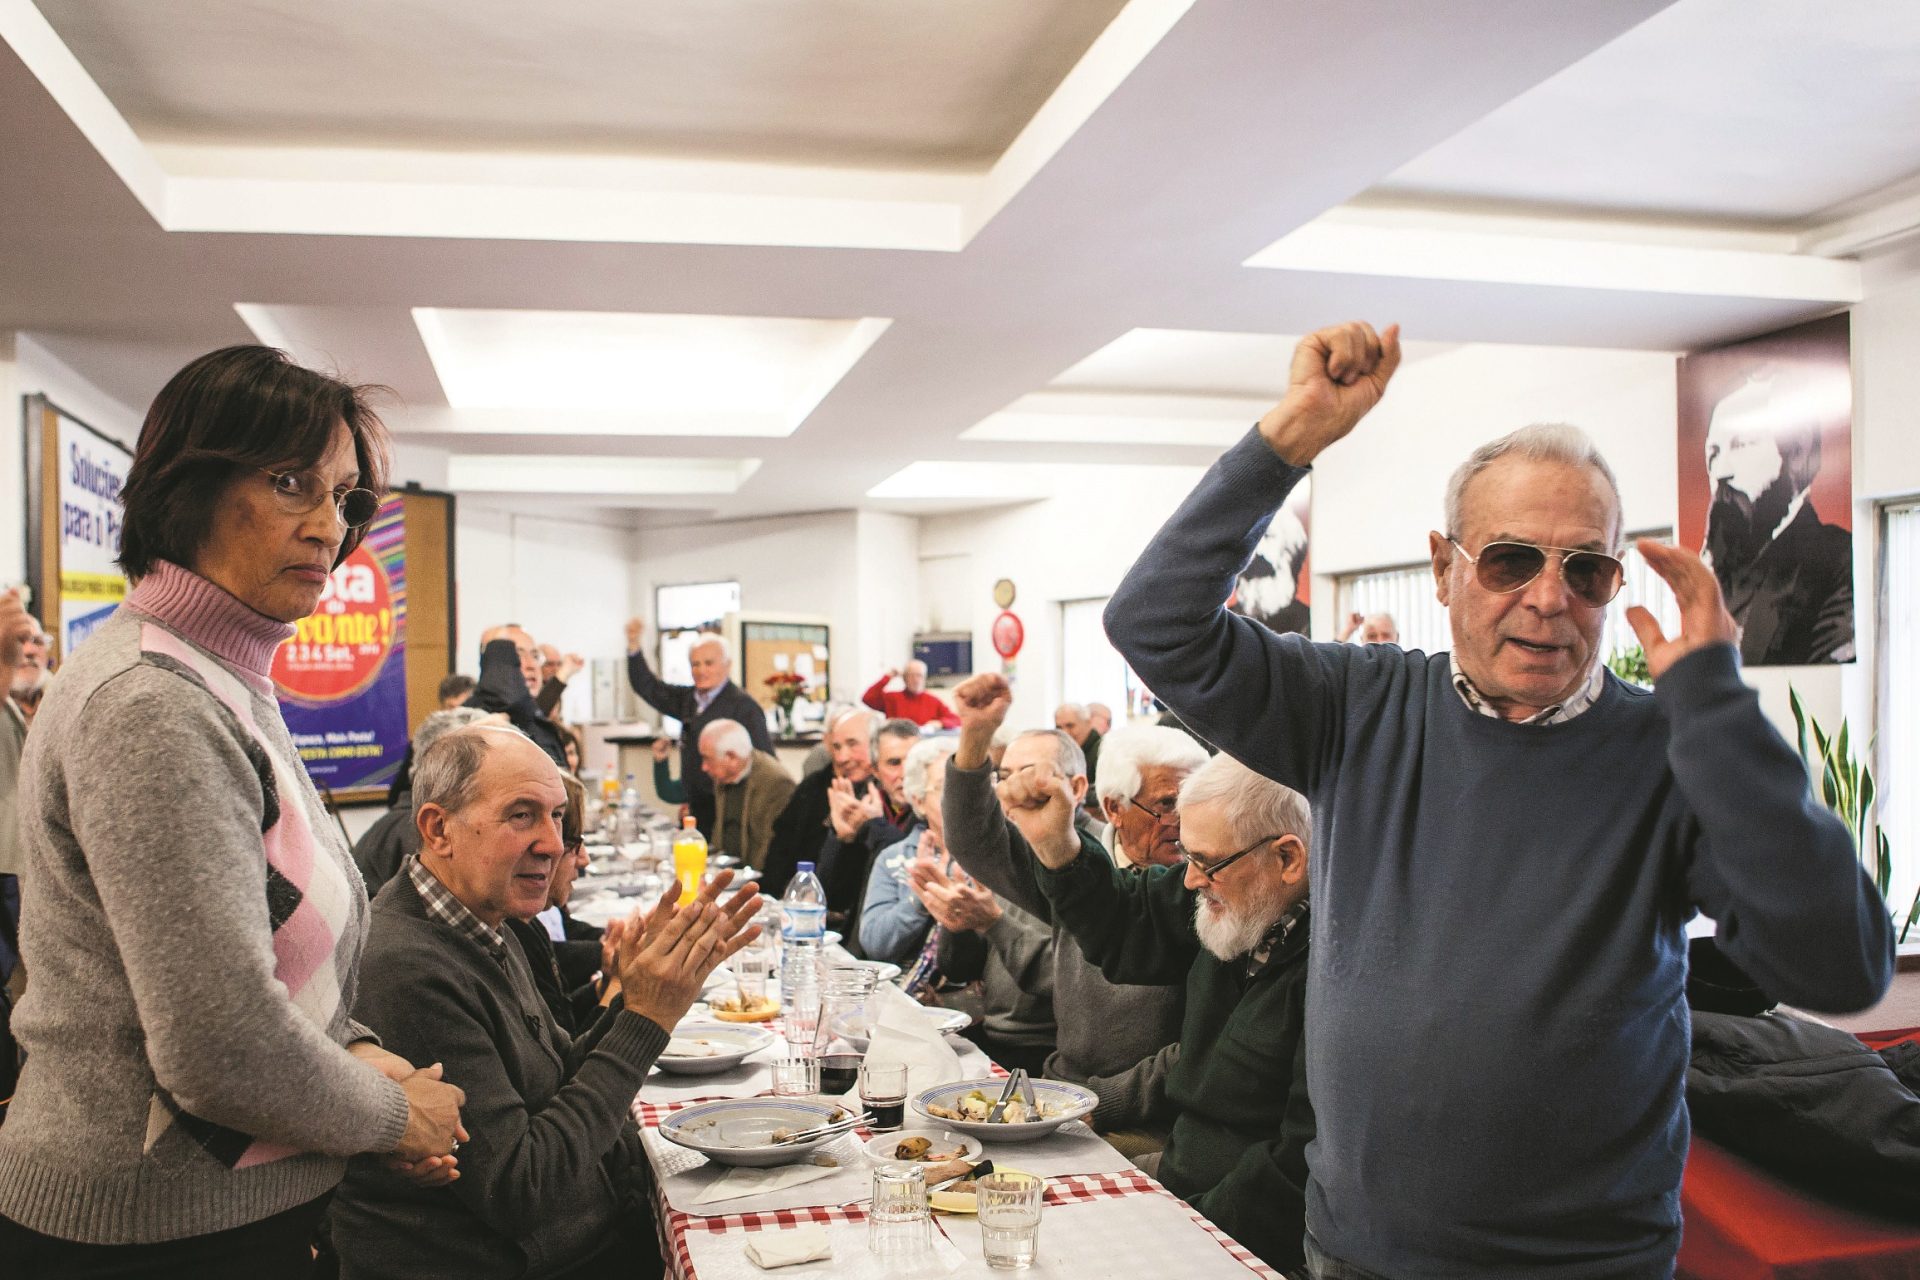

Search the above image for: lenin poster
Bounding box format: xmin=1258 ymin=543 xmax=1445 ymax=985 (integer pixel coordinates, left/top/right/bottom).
xmin=1677 ymin=313 xmax=1854 ymax=666
xmin=273 ymin=497 xmax=411 ymax=796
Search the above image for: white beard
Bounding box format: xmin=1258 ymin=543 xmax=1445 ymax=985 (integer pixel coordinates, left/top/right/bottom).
xmin=1192 ymin=892 xmax=1285 ymax=962
xmin=12 ymin=669 xmax=48 ymax=699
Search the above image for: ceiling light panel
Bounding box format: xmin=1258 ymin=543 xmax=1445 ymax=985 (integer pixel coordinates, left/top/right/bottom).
xmin=446 ymin=454 xmax=760 ymax=496
xmin=412 ymin=308 xmax=890 ymax=435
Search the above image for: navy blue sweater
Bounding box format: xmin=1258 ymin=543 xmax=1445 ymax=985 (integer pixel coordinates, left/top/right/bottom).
xmin=1105 ymin=429 xmax=1893 ymax=1279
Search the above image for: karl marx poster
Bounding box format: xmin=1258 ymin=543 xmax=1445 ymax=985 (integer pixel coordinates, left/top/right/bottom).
xmin=1230 ymin=476 xmax=1311 ymax=636
xmin=1677 ymin=313 xmax=1853 ymax=666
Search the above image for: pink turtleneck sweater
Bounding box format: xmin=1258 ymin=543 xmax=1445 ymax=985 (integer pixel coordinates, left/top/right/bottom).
xmin=0 ymin=560 xmax=408 ymax=1244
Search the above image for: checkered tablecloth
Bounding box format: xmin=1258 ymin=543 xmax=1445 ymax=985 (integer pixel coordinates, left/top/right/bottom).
xmin=637 ymin=1095 xmax=1280 ymax=1279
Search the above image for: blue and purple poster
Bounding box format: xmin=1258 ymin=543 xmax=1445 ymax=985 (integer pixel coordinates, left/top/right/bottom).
xmin=272 ymin=498 xmax=411 ymax=795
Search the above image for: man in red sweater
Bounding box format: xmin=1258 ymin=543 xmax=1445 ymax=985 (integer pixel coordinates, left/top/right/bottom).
xmin=862 ymin=660 xmax=959 ymax=729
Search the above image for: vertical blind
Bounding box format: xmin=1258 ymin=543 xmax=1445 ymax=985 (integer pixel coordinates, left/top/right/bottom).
xmin=1336 ymin=531 xmax=1680 ymax=664
xmin=1881 ymin=500 xmax=1920 ymax=918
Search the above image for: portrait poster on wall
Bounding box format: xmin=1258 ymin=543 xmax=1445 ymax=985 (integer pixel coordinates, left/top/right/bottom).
xmin=1229 ymin=475 xmax=1312 ymax=635
xmin=273 ymin=496 xmax=411 ymax=798
xmin=1676 ymin=313 xmax=1853 ymax=666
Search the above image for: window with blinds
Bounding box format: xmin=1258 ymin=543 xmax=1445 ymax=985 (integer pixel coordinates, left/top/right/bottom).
xmin=1335 ymin=531 xmax=1680 ymax=664
xmin=1878 ymin=499 xmax=1920 ymax=923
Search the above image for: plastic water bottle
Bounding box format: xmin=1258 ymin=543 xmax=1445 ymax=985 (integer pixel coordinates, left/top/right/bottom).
xmin=781 ymin=862 xmax=827 ymax=944
xmin=780 ymin=862 xmax=828 ymax=1029
xmin=620 ymin=772 xmax=642 ymax=815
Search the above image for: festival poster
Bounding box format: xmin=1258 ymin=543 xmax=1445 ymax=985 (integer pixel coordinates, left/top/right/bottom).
xmin=273 ymin=498 xmax=411 ymax=795
xmin=56 ymin=413 xmax=130 ymax=655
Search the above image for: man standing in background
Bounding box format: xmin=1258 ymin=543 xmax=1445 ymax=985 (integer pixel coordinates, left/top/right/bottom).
xmin=862 ymin=660 xmax=959 ymax=728
xmin=625 ymin=618 xmax=772 ymax=837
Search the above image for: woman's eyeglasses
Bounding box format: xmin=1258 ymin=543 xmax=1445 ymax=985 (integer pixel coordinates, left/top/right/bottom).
xmin=1176 ymin=835 xmax=1278 ymax=882
xmin=1446 ymin=537 xmax=1624 ymax=608
xmin=263 ymin=468 xmax=380 ymax=529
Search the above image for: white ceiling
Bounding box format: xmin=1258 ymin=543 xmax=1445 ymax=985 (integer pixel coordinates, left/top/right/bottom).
xmin=35 ymin=0 xmax=1129 ymax=167
xmin=1374 ymin=0 xmax=1920 ymax=224
xmin=4 ymin=0 xmax=1918 ymax=527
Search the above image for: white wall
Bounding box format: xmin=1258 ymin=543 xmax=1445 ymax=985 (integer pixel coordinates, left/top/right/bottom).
xmin=918 ymin=468 xmax=1204 ymax=731
xmin=632 ymin=510 xmax=862 ymax=703
xmin=453 ymin=505 xmax=638 ymax=720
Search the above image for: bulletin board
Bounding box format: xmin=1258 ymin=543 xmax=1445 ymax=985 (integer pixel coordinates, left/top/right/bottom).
xmin=741 ymin=619 xmax=830 ymax=712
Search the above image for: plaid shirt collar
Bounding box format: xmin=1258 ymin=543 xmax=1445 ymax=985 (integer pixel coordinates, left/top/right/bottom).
xmin=408 ymin=856 xmax=510 ymax=964
xmin=1452 ymin=660 xmax=1605 ymax=727
xmin=1245 ymin=897 xmax=1309 ymax=981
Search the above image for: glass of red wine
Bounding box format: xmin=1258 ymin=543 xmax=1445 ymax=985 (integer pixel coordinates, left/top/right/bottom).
xmin=860 ymin=1061 xmax=909 ymax=1132
xmin=819 ymin=1052 xmax=863 ymax=1096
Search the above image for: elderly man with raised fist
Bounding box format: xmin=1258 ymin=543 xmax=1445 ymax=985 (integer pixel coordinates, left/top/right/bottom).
xmin=1105 ymin=320 xmax=1892 ymax=1280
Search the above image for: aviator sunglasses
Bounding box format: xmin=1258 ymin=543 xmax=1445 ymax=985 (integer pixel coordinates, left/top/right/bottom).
xmin=1445 ymin=537 xmax=1625 ymax=608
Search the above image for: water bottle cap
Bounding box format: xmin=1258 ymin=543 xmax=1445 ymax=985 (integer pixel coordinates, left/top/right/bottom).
xmin=796 ymin=861 xmax=814 ymax=873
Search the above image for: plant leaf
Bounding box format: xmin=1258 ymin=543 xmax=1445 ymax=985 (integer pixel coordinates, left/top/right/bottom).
xmin=1791 ymin=687 xmax=1810 ymax=765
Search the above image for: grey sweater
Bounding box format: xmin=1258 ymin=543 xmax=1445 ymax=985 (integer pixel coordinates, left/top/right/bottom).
xmin=334 ymin=870 xmax=670 ymax=1279
xmin=0 ymin=564 xmax=408 ymax=1244
xmin=1106 ymin=428 xmax=1894 ymax=1279
xmin=941 ymin=760 xmax=1184 ymax=1128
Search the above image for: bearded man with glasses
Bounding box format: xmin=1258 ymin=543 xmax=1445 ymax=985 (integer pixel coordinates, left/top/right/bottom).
xmin=1105 ymin=320 xmax=1893 ymax=1280
xmin=996 ymin=747 xmax=1314 ymax=1274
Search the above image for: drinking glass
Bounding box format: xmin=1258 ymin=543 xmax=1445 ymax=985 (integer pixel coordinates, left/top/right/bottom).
xmin=859 ymin=1061 xmax=909 ymax=1133
xmin=867 ymin=1164 xmax=931 ymax=1260
xmin=770 ymin=1056 xmax=820 ymax=1097
xmin=978 ymin=1171 xmax=1045 ymax=1270
xmin=732 ymin=947 xmax=770 ymax=1005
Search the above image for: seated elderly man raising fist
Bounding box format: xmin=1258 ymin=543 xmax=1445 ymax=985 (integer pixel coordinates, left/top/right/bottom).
xmin=999 ymin=747 xmax=1314 ymax=1274
xmin=334 ymin=724 xmax=761 ymax=1280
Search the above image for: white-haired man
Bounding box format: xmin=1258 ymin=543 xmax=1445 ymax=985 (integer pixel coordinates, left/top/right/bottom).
xmin=858 ymin=738 xmax=957 ymax=966
xmin=1335 ymin=612 xmax=1398 ymax=645
xmin=624 ymin=618 xmax=773 ymax=837
xmin=1086 ymin=702 xmax=1113 ymax=736
xmin=944 ymin=679 xmax=1200 ymax=1151
xmin=762 ymin=708 xmax=874 ymax=898
xmin=699 ymin=718 xmax=796 ymax=871
xmin=1052 ymin=702 xmax=1102 ymax=784
xmin=468 ymin=623 xmax=570 ymax=770
xmin=862 ymin=659 xmax=959 ymax=729
xmin=1107 ymin=320 xmax=1891 ymax=1279
xmin=1003 ymin=748 xmax=1312 ymax=1272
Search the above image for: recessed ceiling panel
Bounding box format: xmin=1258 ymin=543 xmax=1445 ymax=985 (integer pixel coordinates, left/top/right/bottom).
xmin=1372 ymin=0 xmax=1920 ymax=224
xmin=38 ymin=0 xmax=1129 ymax=169
xmin=411 ymin=307 xmax=889 ymax=435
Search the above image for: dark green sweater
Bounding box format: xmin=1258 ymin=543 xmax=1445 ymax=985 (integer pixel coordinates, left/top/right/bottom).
xmin=1036 ymin=851 xmax=1311 ymax=1271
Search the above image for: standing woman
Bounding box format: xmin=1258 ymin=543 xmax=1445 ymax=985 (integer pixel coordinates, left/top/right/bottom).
xmin=0 ymin=347 xmax=467 ymax=1278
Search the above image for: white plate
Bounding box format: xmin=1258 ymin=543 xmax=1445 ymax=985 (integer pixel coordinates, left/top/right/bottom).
xmin=821 ymin=930 xmax=842 ymax=947
xmin=830 ymin=1006 xmax=971 ymax=1053
xmin=862 ymin=1129 xmax=984 ymax=1167
xmin=658 ymin=1098 xmax=850 ymax=1167
xmin=910 ymin=1078 xmax=1098 ymax=1143
xmin=654 ymin=1023 xmax=774 ymax=1075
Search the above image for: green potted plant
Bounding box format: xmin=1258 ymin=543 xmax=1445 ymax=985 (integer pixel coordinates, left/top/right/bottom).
xmin=1789 ymin=688 xmax=1917 ymax=945
xmin=1607 ymin=644 xmax=1651 ymax=688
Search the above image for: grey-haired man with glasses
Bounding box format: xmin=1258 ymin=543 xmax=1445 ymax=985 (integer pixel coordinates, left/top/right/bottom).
xmin=988 ymin=740 xmax=1314 ymax=1274
xmin=1105 ymin=319 xmax=1893 ymax=1280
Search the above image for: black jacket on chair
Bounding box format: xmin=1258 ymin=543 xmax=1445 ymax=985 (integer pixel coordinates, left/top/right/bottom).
xmin=1688 ymin=1010 xmax=1920 ymax=1220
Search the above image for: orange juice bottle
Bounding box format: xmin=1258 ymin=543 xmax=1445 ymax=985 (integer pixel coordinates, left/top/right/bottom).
xmin=671 ymin=816 xmax=708 ymax=905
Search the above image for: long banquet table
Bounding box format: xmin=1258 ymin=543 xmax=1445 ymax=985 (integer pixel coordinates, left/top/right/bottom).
xmin=629 ymin=981 xmax=1279 ymax=1279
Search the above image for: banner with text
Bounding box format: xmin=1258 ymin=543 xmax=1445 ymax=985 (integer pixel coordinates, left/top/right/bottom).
xmin=273 ymin=498 xmax=410 ymax=795
xmin=57 ymin=413 xmax=130 ymax=656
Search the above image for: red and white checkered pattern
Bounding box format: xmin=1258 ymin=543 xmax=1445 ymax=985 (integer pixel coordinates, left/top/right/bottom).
xmin=636 ymin=1082 xmax=1276 ymax=1279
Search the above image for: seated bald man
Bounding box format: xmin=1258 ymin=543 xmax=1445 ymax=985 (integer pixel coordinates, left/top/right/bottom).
xmin=699 ymin=718 xmax=797 ymax=870
xmin=333 ymin=725 xmax=761 ymax=1280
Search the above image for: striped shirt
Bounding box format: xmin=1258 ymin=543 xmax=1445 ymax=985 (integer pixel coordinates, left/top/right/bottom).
xmin=1452 ymin=660 xmax=1606 ymax=726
